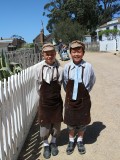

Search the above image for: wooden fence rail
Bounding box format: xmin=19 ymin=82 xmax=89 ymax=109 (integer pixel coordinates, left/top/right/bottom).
xmin=0 ymin=64 xmax=39 ymax=160
xmin=85 ymin=42 xmax=100 ymax=51
xmin=6 ymin=48 xmax=42 ymax=69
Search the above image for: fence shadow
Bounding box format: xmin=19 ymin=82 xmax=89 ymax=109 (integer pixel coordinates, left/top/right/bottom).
xmin=17 ymin=114 xmax=42 ymax=160
xmin=17 ymin=119 xmax=105 ymax=159
xmin=56 ymin=128 xmax=69 ymax=146
xmin=84 ymin=121 xmax=106 ymax=144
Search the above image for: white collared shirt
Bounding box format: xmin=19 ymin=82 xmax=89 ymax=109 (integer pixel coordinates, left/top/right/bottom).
xmin=35 ymin=60 xmax=63 ymax=93
xmin=63 ymin=60 xmax=96 ymax=92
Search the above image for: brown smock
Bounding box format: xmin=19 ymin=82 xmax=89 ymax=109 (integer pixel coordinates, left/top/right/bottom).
xmin=38 ymin=65 xmax=63 ymax=125
xmin=64 ymin=65 xmax=91 ymax=126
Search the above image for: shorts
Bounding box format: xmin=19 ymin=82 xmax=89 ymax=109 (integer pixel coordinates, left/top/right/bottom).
xmin=67 ymin=125 xmax=86 ymax=132
xmin=40 ymin=123 xmax=61 ymax=140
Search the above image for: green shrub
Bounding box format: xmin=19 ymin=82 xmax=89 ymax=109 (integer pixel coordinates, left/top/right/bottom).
xmin=0 ymin=50 xmax=22 ymax=81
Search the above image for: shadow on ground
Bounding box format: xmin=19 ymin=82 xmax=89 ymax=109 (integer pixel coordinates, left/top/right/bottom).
xmin=84 ymin=121 xmax=106 ymax=144
xmin=57 ymin=121 xmax=106 ymax=146
xmin=57 ymin=128 xmax=69 ymax=146
xmin=18 ymin=119 xmax=106 ymax=159
xmin=17 ymin=114 xmax=42 ymax=160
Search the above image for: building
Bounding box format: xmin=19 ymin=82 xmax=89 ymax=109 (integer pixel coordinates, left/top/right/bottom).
xmin=96 ymin=18 xmax=120 ymax=52
xmin=33 ymin=28 xmax=54 ymax=53
xmin=0 ymin=38 xmax=14 ymax=52
xmin=83 ymin=35 xmax=92 ymax=43
xmin=0 ymin=37 xmax=26 ymax=52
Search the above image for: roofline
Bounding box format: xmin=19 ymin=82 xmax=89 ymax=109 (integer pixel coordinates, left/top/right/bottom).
xmin=97 ymin=17 xmax=120 ymax=29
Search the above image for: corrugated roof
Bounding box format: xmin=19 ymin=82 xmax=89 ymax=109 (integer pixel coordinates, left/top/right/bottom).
xmin=0 ymin=39 xmax=13 ymax=43
xmin=0 ymin=39 xmax=13 ymax=48
xmin=33 ymin=34 xmax=40 ymax=41
xmin=98 ymin=17 xmax=120 ymax=29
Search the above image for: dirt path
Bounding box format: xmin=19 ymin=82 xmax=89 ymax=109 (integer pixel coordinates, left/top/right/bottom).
xmin=18 ymin=52 xmax=120 ymax=160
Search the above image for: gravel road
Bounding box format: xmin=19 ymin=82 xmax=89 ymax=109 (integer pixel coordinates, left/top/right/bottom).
xmin=18 ymin=51 xmax=120 ymax=160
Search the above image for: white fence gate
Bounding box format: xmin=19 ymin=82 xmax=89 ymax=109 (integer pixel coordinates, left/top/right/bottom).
xmin=0 ymin=64 xmax=39 ymax=160
xmin=99 ymin=37 xmax=120 ymax=52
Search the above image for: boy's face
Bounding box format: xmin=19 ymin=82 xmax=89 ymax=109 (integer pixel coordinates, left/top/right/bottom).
xmin=70 ymin=47 xmax=84 ymax=64
xmin=43 ymin=50 xmax=56 ymax=65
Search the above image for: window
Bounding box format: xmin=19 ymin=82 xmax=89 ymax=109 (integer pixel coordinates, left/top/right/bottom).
xmin=98 ymin=31 xmax=102 ymax=41
xmin=114 ymin=25 xmax=117 ymax=29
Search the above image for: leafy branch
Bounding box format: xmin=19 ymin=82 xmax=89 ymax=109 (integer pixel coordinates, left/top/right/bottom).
xmin=98 ymin=29 xmax=120 ymax=39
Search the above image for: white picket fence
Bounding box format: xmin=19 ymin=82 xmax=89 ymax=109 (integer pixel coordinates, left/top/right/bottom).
xmin=0 ymin=64 xmax=39 ymax=160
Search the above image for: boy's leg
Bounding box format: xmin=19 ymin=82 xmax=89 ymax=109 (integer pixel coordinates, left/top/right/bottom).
xmin=77 ymin=125 xmax=86 ymax=154
xmin=66 ymin=125 xmax=75 ymax=155
xmin=40 ymin=124 xmax=51 ymax=159
xmin=50 ymin=123 xmax=61 ymax=156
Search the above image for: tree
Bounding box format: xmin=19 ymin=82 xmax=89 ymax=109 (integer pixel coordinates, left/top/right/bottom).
xmin=97 ymin=0 xmax=120 ymax=25
xmin=11 ymin=35 xmax=24 ymax=40
xmin=64 ymin=0 xmax=99 ymax=32
xmin=43 ymin=0 xmax=98 ymax=33
xmin=53 ymin=18 xmax=86 ymax=44
xmin=43 ymin=0 xmax=69 ymax=32
xmin=43 ymin=0 xmax=120 ymax=42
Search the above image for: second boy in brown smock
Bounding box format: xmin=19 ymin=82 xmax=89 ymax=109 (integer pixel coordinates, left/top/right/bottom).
xmin=63 ymin=40 xmax=96 ymax=155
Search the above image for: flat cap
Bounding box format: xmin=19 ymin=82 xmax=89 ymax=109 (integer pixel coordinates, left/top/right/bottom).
xmin=42 ymin=43 xmax=55 ymax=52
xmin=70 ymin=40 xmax=85 ymax=50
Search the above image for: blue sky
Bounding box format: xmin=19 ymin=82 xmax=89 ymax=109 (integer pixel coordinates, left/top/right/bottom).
xmin=1 ymin=1 xmax=120 ymax=43
xmin=0 ymin=0 xmax=50 ymax=43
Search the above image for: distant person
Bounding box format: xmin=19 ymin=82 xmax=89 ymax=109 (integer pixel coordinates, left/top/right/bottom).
xmin=60 ymin=44 xmax=70 ymax=61
xmin=58 ymin=39 xmax=63 ymax=53
xmin=35 ymin=43 xmax=63 ymax=159
xmin=61 ymin=44 xmax=68 ymax=53
xmin=63 ymin=40 xmax=96 ymax=155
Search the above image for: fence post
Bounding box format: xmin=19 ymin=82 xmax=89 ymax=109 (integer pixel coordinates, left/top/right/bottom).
xmin=0 ymin=81 xmax=5 ymax=160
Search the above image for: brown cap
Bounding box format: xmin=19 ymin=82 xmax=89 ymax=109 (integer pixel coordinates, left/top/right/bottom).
xmin=70 ymin=40 xmax=85 ymax=50
xmin=42 ymin=43 xmax=55 ymax=52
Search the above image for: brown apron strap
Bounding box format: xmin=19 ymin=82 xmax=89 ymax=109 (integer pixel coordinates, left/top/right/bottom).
xmin=81 ymin=66 xmax=85 ymax=83
xmin=56 ymin=67 xmax=59 ymax=80
xmin=42 ymin=65 xmax=45 ymax=81
xmin=51 ymin=67 xmax=54 ymax=81
xmin=51 ymin=66 xmax=59 ymax=81
xmin=68 ymin=65 xmax=71 ymax=79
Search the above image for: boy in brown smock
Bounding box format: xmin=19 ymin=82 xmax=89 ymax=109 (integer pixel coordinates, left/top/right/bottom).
xmin=35 ymin=43 xmax=63 ymax=159
xmin=63 ymin=40 xmax=96 ymax=155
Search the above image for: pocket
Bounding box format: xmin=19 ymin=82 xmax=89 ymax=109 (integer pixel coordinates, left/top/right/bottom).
xmin=67 ymin=98 xmax=83 ymax=109
xmin=82 ymin=98 xmax=91 ymax=114
xmin=65 ymin=98 xmax=91 ymax=125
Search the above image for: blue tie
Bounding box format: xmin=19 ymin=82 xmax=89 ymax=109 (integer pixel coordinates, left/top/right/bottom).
xmin=72 ymin=66 xmax=79 ymax=100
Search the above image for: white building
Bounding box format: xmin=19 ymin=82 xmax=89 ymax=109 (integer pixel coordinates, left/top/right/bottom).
xmin=96 ymin=18 xmax=120 ymax=52
xmin=83 ymin=35 xmax=92 ymax=43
